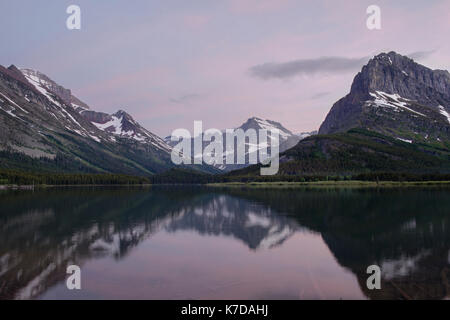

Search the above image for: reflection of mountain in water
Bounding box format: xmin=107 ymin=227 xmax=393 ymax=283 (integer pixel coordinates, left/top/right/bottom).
xmin=0 ymin=187 xmax=298 ymax=299
xmin=224 ymin=187 xmax=450 ymax=299
xmin=1 ymin=187 xmax=450 ymax=300
xmin=165 ymin=195 xmax=298 ymax=250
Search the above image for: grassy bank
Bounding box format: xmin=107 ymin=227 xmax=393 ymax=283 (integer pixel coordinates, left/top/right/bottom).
xmin=207 ymin=180 xmax=450 ymax=188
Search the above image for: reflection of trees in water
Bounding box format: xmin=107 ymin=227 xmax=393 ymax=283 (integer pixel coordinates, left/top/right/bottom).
xmin=0 ymin=187 xmax=298 ymax=299
xmin=1 ymin=187 xmax=450 ymax=300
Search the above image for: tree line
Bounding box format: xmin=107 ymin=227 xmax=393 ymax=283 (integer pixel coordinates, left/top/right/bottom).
xmin=0 ymin=169 xmax=150 ymax=186
xmin=2 ymin=167 xmax=450 ymax=186
xmin=149 ymin=168 xmax=450 ymax=184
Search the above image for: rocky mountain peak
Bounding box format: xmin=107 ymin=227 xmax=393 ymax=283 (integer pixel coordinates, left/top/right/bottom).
xmin=240 ymin=117 xmax=294 ymax=137
xmin=113 ymin=110 xmax=140 ymax=133
xmin=113 ymin=109 xmax=133 ymax=121
xmin=350 ymin=51 xmax=450 ymax=105
xmin=21 ymin=68 xmax=71 ymax=103
xmin=0 ymin=63 xmax=177 ymax=174
xmin=19 ymin=67 xmax=91 ymax=112
xmin=319 ymin=51 xmax=450 ymax=144
xmin=7 ymin=65 xmax=27 ymax=81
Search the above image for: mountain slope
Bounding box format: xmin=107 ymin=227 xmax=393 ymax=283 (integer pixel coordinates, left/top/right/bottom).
xmin=227 ymin=129 xmax=450 ymax=177
xmin=0 ymin=65 xmax=182 ymax=175
xmin=81 ymin=109 xmax=171 ymax=152
xmin=319 ymin=52 xmax=450 ymax=147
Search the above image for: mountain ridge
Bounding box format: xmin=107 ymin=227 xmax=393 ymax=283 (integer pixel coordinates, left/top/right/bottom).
xmin=165 ymin=116 xmax=316 ymax=171
xmin=0 ymin=65 xmax=218 ymax=175
xmin=1 ymin=51 xmax=449 ymax=179
xmin=319 ymin=51 xmax=450 ymax=147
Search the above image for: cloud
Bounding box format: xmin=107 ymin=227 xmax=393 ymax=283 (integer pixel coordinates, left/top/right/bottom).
xmin=408 ymin=50 xmax=436 ymax=61
xmin=170 ymin=93 xmax=202 ymax=104
xmin=249 ymin=56 xmax=369 ymax=80
xmin=310 ymin=92 xmax=331 ymax=100
xmin=249 ymin=50 xmax=437 ymax=80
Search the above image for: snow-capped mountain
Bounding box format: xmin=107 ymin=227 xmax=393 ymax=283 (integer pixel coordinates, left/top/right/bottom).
xmin=319 ymin=51 xmax=450 ymax=145
xmin=239 ymin=117 xmax=293 ymax=138
xmin=238 ymin=117 xmax=307 ymax=163
xmin=21 ymin=68 xmax=90 ymax=112
xmin=166 ymin=117 xmax=310 ymax=171
xmin=81 ymin=109 xmax=171 ymax=152
xmin=19 ymin=68 xmax=172 ymax=152
xmin=0 ymin=65 xmax=182 ymax=175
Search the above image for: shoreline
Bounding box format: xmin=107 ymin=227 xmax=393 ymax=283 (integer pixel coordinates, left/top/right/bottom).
xmin=206 ymin=180 xmax=450 ymax=188
xmin=2 ymin=180 xmax=450 ymax=190
xmin=0 ymin=184 xmax=152 ymax=190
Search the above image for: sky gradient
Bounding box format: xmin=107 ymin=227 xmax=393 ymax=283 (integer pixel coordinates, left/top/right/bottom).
xmin=1 ymin=0 xmax=449 ymax=136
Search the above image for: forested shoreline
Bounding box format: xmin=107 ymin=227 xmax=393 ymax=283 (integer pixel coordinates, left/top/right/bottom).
xmin=0 ymin=169 xmax=150 ymax=186
xmin=2 ymin=166 xmax=450 ymax=187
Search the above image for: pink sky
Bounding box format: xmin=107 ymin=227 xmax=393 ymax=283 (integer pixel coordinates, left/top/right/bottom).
xmin=1 ymin=0 xmax=449 ymax=136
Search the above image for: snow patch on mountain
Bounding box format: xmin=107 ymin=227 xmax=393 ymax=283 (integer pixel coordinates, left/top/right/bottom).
xmin=396 ymin=137 xmax=413 ymax=144
xmin=92 ymin=115 xmax=123 ymax=135
xmin=369 ymin=91 xmax=427 ymax=117
xmin=438 ymin=105 xmax=450 ymax=124
xmin=21 ymin=69 xmax=61 ymax=106
xmin=0 ymin=92 xmax=28 ymax=114
xmin=72 ymin=102 xmax=88 ymax=113
xmin=20 ymin=68 xmax=98 ymax=141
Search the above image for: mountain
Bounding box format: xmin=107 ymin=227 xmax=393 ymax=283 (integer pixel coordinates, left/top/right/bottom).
xmin=295 ymin=131 xmax=318 ymax=140
xmin=165 ymin=117 xmax=313 ymax=171
xmin=319 ymin=52 xmax=450 ymax=146
xmin=3 ymin=51 xmax=448 ymax=179
xmin=0 ymin=65 xmax=215 ymax=175
xmin=228 ymin=128 xmax=450 ymax=177
xmin=20 ymin=68 xmax=91 ymax=112
xmin=227 ymin=52 xmax=450 ymax=178
xmin=80 ymin=109 xmax=171 ymax=152
xmin=239 ymin=117 xmax=309 ymax=154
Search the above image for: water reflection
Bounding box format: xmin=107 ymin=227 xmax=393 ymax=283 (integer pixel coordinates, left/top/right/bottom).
xmin=0 ymin=186 xmax=449 ymax=299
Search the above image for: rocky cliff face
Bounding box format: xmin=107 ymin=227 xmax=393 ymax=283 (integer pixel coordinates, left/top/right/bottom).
xmin=319 ymin=52 xmax=450 ymax=145
xmin=20 ymin=68 xmax=90 ymax=112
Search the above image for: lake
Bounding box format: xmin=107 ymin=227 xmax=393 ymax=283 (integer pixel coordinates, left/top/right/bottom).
xmin=1 ymin=186 xmax=449 ymax=300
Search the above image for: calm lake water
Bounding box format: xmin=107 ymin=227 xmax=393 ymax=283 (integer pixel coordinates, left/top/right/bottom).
xmin=1 ymin=186 xmax=450 ymax=300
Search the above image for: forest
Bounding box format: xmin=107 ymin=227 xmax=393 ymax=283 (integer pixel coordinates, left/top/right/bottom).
xmin=0 ymin=168 xmax=150 ymax=185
